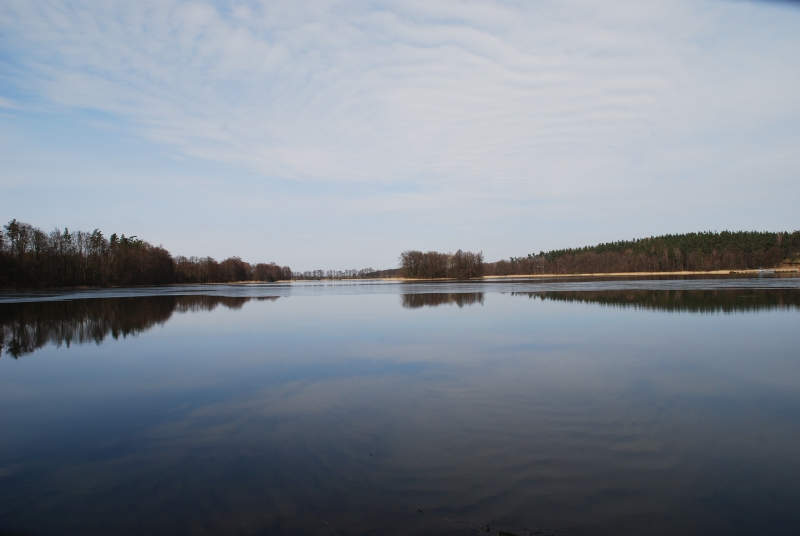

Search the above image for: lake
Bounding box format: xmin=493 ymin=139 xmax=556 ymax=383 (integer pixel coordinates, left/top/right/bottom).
xmin=1 ymin=277 xmax=799 ymax=535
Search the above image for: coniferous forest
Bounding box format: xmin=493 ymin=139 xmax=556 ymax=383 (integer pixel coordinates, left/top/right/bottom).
xmin=484 ymin=231 xmax=800 ymax=276
xmin=0 ymin=219 xmax=291 ymax=288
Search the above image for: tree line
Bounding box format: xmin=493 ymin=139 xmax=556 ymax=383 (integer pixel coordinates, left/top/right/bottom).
xmin=0 ymin=219 xmax=291 ymax=288
xmin=5 ymin=222 xmax=798 ymax=287
xmin=485 ymin=231 xmax=800 ymax=276
xmin=291 ymin=268 xmax=400 ymax=280
xmin=399 ymin=250 xmax=484 ymax=279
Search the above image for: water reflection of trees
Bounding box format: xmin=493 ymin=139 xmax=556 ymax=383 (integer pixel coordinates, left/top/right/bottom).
xmin=512 ymin=289 xmax=800 ymax=313
xmin=0 ymin=296 xmax=278 ymax=359
xmin=401 ymin=293 xmax=484 ymax=309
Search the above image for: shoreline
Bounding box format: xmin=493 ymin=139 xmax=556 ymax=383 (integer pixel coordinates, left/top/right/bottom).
xmin=344 ymin=268 xmax=800 ymax=282
xmin=481 ymin=268 xmax=799 ymax=280
xmin=2 ymin=269 xmax=799 ymax=291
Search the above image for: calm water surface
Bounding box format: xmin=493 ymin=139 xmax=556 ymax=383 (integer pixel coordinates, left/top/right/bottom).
xmin=1 ymin=278 xmax=799 ymax=535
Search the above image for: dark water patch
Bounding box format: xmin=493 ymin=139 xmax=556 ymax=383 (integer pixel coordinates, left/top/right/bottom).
xmin=510 ymin=288 xmax=800 ymax=313
xmin=401 ymin=292 xmax=484 ymax=309
xmin=0 ymin=296 xmax=278 ymax=358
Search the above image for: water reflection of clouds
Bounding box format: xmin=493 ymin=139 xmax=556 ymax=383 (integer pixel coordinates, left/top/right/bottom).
xmin=10 ymin=355 xmax=797 ymax=534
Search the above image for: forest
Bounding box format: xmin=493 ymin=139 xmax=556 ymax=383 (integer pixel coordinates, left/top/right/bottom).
xmin=0 ymin=219 xmax=291 ymax=288
xmin=485 ymin=231 xmax=800 ymax=276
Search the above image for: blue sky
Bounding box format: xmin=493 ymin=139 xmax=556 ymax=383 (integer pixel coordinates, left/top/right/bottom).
xmin=1 ymin=0 xmax=799 ymax=271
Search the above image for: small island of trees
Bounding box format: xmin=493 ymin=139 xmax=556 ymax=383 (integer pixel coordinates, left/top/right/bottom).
xmin=399 ymin=250 xmax=484 ymax=279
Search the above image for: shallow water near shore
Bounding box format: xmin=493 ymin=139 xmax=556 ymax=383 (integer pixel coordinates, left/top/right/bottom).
xmin=1 ymin=278 xmax=799 ymax=535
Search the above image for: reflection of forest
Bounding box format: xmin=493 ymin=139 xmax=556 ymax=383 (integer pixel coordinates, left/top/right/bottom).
xmin=512 ymin=289 xmax=800 ymax=313
xmin=401 ymin=293 xmax=484 ymax=309
xmin=0 ymin=296 xmax=278 ymax=358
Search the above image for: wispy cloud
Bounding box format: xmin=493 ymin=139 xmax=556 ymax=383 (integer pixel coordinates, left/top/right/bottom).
xmin=1 ymin=1 xmax=799 ymax=267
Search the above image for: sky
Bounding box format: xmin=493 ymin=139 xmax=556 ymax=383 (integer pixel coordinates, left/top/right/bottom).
xmin=1 ymin=0 xmax=799 ymax=271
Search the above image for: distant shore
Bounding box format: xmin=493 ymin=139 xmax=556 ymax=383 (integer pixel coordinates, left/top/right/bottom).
xmin=295 ymin=268 xmax=799 ymax=283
